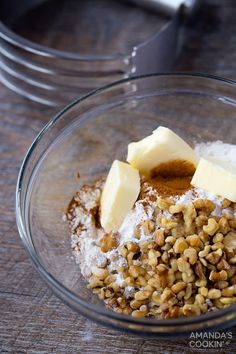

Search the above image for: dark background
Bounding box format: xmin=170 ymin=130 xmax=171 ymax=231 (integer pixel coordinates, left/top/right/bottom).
xmin=1 ymin=0 xmax=236 ymax=352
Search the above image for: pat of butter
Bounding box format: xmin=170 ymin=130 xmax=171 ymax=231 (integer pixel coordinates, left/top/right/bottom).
xmin=101 ymin=160 xmax=140 ymax=232
xmin=191 ymin=157 xmax=236 ymax=202
xmin=127 ymin=126 xmax=198 ymax=177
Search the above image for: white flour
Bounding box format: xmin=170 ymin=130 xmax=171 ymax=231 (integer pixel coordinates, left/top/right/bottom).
xmin=195 ymin=141 xmax=236 ymax=164
xmin=118 ymin=201 xmax=155 ymax=244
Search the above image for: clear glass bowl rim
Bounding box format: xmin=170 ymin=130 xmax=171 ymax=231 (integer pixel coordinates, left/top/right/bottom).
xmin=16 ymin=72 xmax=236 ymax=328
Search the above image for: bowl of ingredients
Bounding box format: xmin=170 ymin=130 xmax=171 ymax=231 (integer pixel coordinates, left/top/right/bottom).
xmin=16 ymin=73 xmax=236 ymax=336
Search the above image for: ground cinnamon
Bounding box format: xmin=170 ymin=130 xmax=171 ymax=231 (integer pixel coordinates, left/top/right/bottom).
xmin=143 ymin=159 xmax=195 ymax=197
xmin=151 ymin=159 xmax=196 ymax=178
xmin=145 ymin=176 xmax=192 ymax=197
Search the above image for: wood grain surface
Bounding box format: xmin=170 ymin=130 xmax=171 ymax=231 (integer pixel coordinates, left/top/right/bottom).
xmin=1 ymin=0 xmax=236 ymax=353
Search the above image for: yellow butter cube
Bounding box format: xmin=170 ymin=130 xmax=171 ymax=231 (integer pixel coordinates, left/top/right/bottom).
xmin=101 ymin=160 xmax=140 ymax=232
xmin=191 ymin=157 xmax=236 ymax=202
xmin=127 ymin=126 xmax=198 ymax=177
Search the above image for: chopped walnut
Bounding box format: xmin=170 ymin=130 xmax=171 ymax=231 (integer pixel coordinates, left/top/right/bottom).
xmin=67 ymin=177 xmax=236 ymax=319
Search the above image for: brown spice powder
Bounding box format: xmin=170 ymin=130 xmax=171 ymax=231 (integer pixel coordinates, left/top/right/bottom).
xmin=151 ymin=159 xmax=196 ymax=178
xmin=146 ymin=159 xmax=195 ymax=197
xmin=143 ymin=176 xmax=192 ymax=197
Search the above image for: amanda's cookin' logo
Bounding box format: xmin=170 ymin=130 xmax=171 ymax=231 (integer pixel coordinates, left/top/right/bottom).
xmin=189 ymin=331 xmax=232 ymax=350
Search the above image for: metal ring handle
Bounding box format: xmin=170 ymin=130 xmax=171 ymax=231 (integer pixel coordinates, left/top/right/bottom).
xmin=128 ymin=0 xmax=202 ymax=17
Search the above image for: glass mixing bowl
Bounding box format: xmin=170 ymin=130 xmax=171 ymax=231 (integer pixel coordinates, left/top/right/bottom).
xmin=16 ymin=73 xmax=236 ymax=336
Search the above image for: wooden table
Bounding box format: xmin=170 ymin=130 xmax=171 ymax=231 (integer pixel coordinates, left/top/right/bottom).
xmin=1 ymin=0 xmax=236 ymax=352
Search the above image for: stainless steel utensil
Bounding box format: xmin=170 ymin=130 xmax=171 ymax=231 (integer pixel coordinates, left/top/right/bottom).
xmin=129 ymin=0 xmax=201 ymax=16
xmin=0 ymin=0 xmax=201 ymax=106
